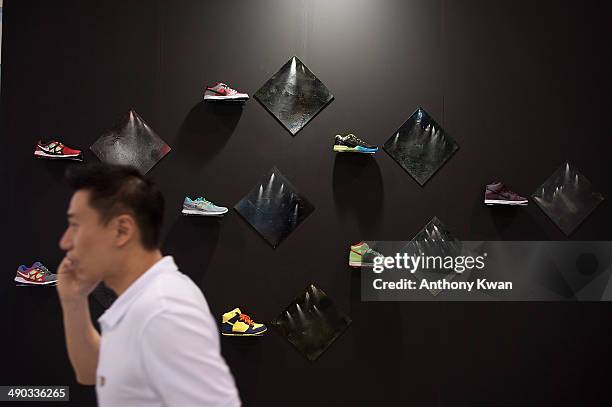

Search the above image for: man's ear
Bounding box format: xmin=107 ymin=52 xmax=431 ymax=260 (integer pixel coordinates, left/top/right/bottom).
xmin=114 ymin=214 xmax=137 ymax=247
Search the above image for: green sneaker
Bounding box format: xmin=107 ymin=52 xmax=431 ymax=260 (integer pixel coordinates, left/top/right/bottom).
xmin=349 ymin=242 xmax=384 ymax=267
xmin=333 ymin=134 xmax=378 ymax=154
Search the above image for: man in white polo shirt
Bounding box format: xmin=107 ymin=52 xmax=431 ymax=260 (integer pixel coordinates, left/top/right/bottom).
xmin=57 ymin=163 xmax=240 ymax=407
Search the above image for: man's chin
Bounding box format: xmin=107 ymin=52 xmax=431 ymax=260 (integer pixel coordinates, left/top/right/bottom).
xmin=75 ymin=270 xmax=101 ymax=284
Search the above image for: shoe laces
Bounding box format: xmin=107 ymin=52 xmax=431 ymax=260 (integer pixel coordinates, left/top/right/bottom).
xmin=219 ymin=83 xmax=234 ymax=91
xmin=347 ymin=134 xmax=364 ymax=143
xmin=36 ymin=264 xmax=52 ymax=275
xmin=239 ymin=313 xmax=254 ymax=325
xmin=47 ymin=141 xmax=64 ymax=149
xmin=500 ymin=186 xmax=512 ymax=195
xmin=494 ymin=184 xmax=519 ymax=198
xmin=366 ymin=248 xmax=384 ymax=258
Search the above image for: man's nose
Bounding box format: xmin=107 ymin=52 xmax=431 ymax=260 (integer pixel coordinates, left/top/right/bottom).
xmin=59 ymin=228 xmax=72 ymax=251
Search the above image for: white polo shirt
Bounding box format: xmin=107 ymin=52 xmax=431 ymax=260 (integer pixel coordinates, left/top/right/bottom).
xmin=96 ymin=256 xmax=240 ymax=407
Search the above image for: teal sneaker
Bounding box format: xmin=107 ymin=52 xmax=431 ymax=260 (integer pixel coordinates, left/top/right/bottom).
xmin=182 ymin=196 xmax=228 ymax=216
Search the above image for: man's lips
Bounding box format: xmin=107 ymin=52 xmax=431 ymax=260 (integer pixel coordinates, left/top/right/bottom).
xmin=65 ymin=256 xmax=80 ymax=269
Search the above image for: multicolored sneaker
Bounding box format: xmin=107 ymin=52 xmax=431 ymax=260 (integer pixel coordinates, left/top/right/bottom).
xmin=34 ymin=140 xmax=83 ymax=161
xmin=204 ymin=82 xmax=249 ymax=101
xmin=349 ymin=242 xmax=384 ymax=267
xmin=333 ymin=134 xmax=378 ymax=154
xmin=221 ymin=308 xmax=267 ymax=336
xmin=182 ymin=196 xmax=228 ymax=216
xmin=485 ymin=182 xmax=528 ymax=206
xmin=14 ymin=262 xmax=58 ymax=286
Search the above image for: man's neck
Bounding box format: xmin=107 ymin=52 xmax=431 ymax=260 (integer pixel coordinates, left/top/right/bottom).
xmin=105 ymin=249 xmax=164 ymax=296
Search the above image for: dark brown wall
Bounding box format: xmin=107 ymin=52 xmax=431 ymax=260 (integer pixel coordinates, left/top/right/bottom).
xmin=2 ymin=1 xmax=611 ymax=406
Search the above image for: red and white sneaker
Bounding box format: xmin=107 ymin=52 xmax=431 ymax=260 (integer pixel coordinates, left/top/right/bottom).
xmin=204 ymin=82 xmax=249 ymax=101
xmin=15 ymin=262 xmax=58 ymax=286
xmin=34 ymin=140 xmax=83 ymax=161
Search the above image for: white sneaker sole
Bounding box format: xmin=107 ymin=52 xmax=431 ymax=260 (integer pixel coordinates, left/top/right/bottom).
xmin=349 ymin=261 xmax=375 ymax=268
xmin=182 ymin=208 xmax=228 ymax=216
xmin=333 ymin=145 xmax=378 ymax=154
xmin=14 ymin=276 xmax=57 ymax=285
xmin=34 ymin=150 xmax=82 ymax=159
xmin=204 ymin=94 xmax=249 ymax=101
xmin=484 ymin=199 xmax=528 ymax=206
xmin=221 ymin=329 xmax=267 ymax=337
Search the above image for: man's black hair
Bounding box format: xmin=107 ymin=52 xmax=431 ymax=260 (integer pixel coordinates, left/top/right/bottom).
xmin=65 ymin=163 xmax=164 ymax=250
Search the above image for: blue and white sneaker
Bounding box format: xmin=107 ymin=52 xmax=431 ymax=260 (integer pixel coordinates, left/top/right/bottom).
xmin=182 ymin=197 xmax=228 ymax=216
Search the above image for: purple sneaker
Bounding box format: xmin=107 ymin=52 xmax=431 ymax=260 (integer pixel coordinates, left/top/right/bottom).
xmin=485 ymin=182 xmax=528 ymax=206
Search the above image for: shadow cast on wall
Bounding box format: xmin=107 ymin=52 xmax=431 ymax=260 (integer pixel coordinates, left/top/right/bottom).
xmin=162 ymin=214 xmax=221 ymax=288
xmin=173 ymin=102 xmax=243 ymax=166
xmin=348 ymin=266 xmax=404 ymax=404
xmin=333 ymin=154 xmax=384 ymax=236
xmin=469 ymin=194 xmax=550 ymax=240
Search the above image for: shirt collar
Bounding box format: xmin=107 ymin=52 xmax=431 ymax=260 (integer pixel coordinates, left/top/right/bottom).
xmin=98 ymin=256 xmax=177 ymax=330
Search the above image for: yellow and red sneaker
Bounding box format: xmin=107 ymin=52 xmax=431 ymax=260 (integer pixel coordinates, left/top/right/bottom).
xmin=221 ymin=308 xmax=266 ymax=336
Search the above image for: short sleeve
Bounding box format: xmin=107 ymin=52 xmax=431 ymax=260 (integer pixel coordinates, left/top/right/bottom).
xmin=140 ymin=308 xmax=241 ymax=407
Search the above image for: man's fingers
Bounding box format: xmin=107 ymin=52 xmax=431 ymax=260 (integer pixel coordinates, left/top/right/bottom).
xmin=58 ymin=257 xmax=77 ymax=275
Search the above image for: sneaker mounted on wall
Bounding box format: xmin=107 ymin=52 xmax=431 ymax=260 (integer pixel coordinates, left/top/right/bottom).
xmin=182 ymin=197 xmax=228 ymax=216
xmin=349 ymin=242 xmax=384 ymax=268
xmin=484 ymin=182 xmax=528 ymax=206
xmin=333 ymin=134 xmax=378 ymax=154
xmin=34 ymin=140 xmax=83 ymax=161
xmin=204 ymin=82 xmax=249 ymax=101
xmin=221 ymin=308 xmax=267 ymax=336
xmin=15 ymin=262 xmax=58 ymax=286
